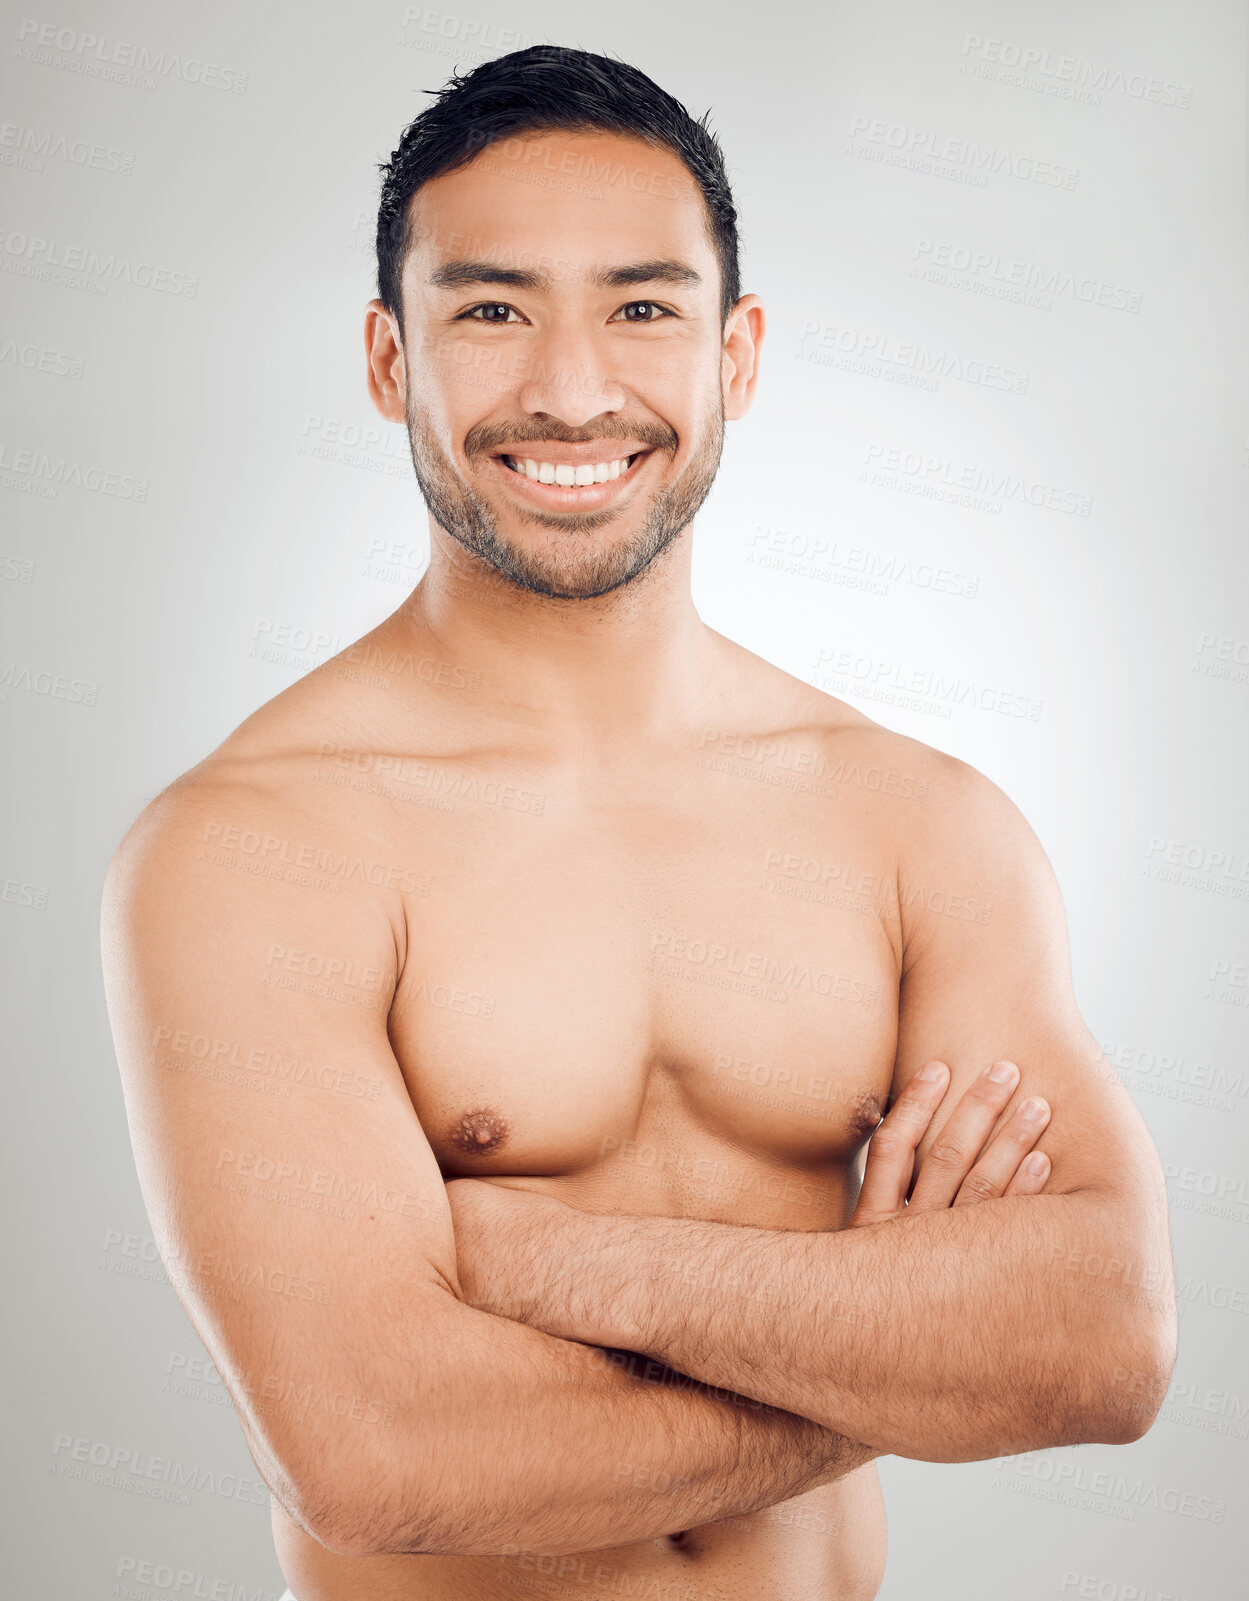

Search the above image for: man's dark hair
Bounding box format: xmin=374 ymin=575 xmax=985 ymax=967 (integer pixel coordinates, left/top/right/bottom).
xmin=376 ymin=45 xmax=740 ymax=335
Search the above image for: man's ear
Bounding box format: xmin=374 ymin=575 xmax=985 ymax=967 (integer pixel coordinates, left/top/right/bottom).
xmin=365 ymin=298 xmax=406 ymax=423
xmin=722 ymin=294 xmax=765 ymax=421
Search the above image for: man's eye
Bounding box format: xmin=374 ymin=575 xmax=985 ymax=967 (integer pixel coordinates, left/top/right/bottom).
xmin=458 ymin=300 xmax=673 ymax=325
xmin=615 ymin=301 xmax=674 ymax=322
xmin=461 ymin=303 xmax=523 ymax=323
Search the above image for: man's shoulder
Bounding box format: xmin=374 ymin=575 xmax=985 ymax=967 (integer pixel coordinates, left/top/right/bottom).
xmin=103 ymin=664 xmax=410 ymax=936
xmin=717 ymin=639 xmax=991 ymax=803
xmin=113 ymin=617 xmax=429 ymax=855
xmin=726 ymin=642 xmax=1050 ymax=886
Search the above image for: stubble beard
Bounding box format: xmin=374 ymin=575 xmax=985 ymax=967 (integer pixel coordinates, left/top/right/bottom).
xmin=404 ymin=388 xmax=725 ymax=601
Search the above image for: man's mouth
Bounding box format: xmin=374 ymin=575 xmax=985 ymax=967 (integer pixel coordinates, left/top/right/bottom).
xmin=486 ymin=448 xmax=655 ymax=510
xmin=499 ymin=451 xmax=645 ymax=485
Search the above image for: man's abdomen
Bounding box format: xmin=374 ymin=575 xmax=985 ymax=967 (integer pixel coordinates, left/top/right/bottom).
xmin=274 ymin=1463 xmax=888 ymax=1601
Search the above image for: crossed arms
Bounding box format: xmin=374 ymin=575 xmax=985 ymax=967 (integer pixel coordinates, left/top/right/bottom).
xmin=101 ymin=757 xmax=1176 ymax=1559
xmin=446 ymin=769 xmax=1178 ymax=1463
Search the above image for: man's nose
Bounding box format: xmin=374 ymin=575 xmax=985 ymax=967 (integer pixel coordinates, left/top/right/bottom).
xmin=515 ymin=320 xmax=626 ymax=426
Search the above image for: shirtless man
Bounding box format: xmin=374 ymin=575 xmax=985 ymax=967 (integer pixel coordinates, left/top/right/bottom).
xmin=100 ymin=46 xmax=1176 ymax=1601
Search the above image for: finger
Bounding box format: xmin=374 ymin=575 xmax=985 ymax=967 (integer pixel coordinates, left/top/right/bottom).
xmin=848 ymin=1061 xmax=950 ymax=1227
xmin=951 ymin=1096 xmax=1051 ymax=1206
xmin=907 ymin=1060 xmax=1022 ymax=1211
xmin=1004 ymin=1149 xmax=1051 ymax=1198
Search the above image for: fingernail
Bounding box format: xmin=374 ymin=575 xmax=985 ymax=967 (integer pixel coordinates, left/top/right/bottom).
xmin=988 ymin=1061 xmax=1018 ymax=1084
xmin=1025 ymin=1153 xmax=1049 ymax=1177
xmin=1021 ymin=1097 xmax=1048 ymax=1122
xmin=919 ymin=1061 xmax=947 ymax=1082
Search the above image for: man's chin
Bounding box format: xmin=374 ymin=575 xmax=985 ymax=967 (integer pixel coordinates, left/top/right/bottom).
xmin=445 ymin=522 xmax=679 ymax=602
xmin=472 ymin=544 xmax=667 ymax=602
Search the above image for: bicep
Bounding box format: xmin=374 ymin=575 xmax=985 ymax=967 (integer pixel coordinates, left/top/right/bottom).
xmin=891 ymin=764 xmax=1162 ymax=1204
xmin=101 ymin=787 xmax=457 ymax=1523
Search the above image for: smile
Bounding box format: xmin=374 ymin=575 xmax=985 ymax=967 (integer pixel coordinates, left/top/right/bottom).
xmin=487 ymin=449 xmax=654 ymax=510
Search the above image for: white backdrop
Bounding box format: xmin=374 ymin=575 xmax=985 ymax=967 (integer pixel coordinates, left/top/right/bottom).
xmin=2 ymin=1 xmax=1246 ymax=1596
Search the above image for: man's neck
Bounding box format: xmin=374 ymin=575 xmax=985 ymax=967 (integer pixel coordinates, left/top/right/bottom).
xmin=395 ymin=528 xmax=719 ymax=751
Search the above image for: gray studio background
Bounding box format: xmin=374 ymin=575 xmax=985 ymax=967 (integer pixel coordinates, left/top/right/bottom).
xmin=2 ymin=1 xmax=1246 ymax=1596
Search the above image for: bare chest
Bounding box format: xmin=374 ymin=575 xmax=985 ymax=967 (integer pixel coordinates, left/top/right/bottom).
xmin=384 ymin=779 xmax=901 ymax=1205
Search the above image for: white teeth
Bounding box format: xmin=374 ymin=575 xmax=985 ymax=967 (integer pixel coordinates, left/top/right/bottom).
xmin=504 ymin=454 xmax=636 ymax=485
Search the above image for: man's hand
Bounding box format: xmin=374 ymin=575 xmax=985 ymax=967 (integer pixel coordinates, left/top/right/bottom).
xmin=447 ymin=1061 xmax=1052 ymax=1321
xmin=847 ymin=1058 xmax=1052 ymax=1227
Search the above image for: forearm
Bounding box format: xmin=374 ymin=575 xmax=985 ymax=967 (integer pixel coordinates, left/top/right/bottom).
xmin=369 ymin=1294 xmax=877 ymax=1556
xmin=494 ymin=1190 xmax=1172 ymax=1463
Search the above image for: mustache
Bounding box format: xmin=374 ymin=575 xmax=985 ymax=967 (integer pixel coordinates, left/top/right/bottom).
xmin=464 ymin=421 xmax=678 ymax=455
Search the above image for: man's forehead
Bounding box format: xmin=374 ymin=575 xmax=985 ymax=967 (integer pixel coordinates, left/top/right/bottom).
xmin=459 ymin=126 xmax=695 ymax=189
xmin=404 ymin=131 xmax=711 ymax=287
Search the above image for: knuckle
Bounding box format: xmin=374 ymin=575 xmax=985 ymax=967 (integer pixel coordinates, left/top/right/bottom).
xmin=868 ymin=1127 xmax=908 ymax=1158
xmin=926 ymin=1140 xmax=966 ymax=1169
xmin=957 ymin=1171 xmax=999 ymax=1201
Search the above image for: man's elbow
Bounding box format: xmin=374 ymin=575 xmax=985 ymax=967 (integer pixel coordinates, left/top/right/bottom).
xmin=1066 ymin=1247 xmax=1178 ymax=1447
xmin=282 ymin=1431 xmax=444 ymax=1558
xmin=296 ymin=1449 xmax=495 ymax=1558
xmin=1093 ymin=1305 xmax=1178 ymax=1445
xmin=1063 ymin=1175 xmax=1178 ymax=1445
xmin=298 ymin=1482 xmax=448 ymax=1558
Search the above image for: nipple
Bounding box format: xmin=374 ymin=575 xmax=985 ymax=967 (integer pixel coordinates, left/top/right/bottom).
xmin=850 ymin=1089 xmax=885 ymax=1142
xmin=450 ymin=1107 xmax=509 ymax=1156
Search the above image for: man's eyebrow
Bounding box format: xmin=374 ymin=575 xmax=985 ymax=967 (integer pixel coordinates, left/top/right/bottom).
xmin=595 ymin=259 xmax=702 ymax=290
xmin=427 ymin=258 xmax=703 ymax=292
